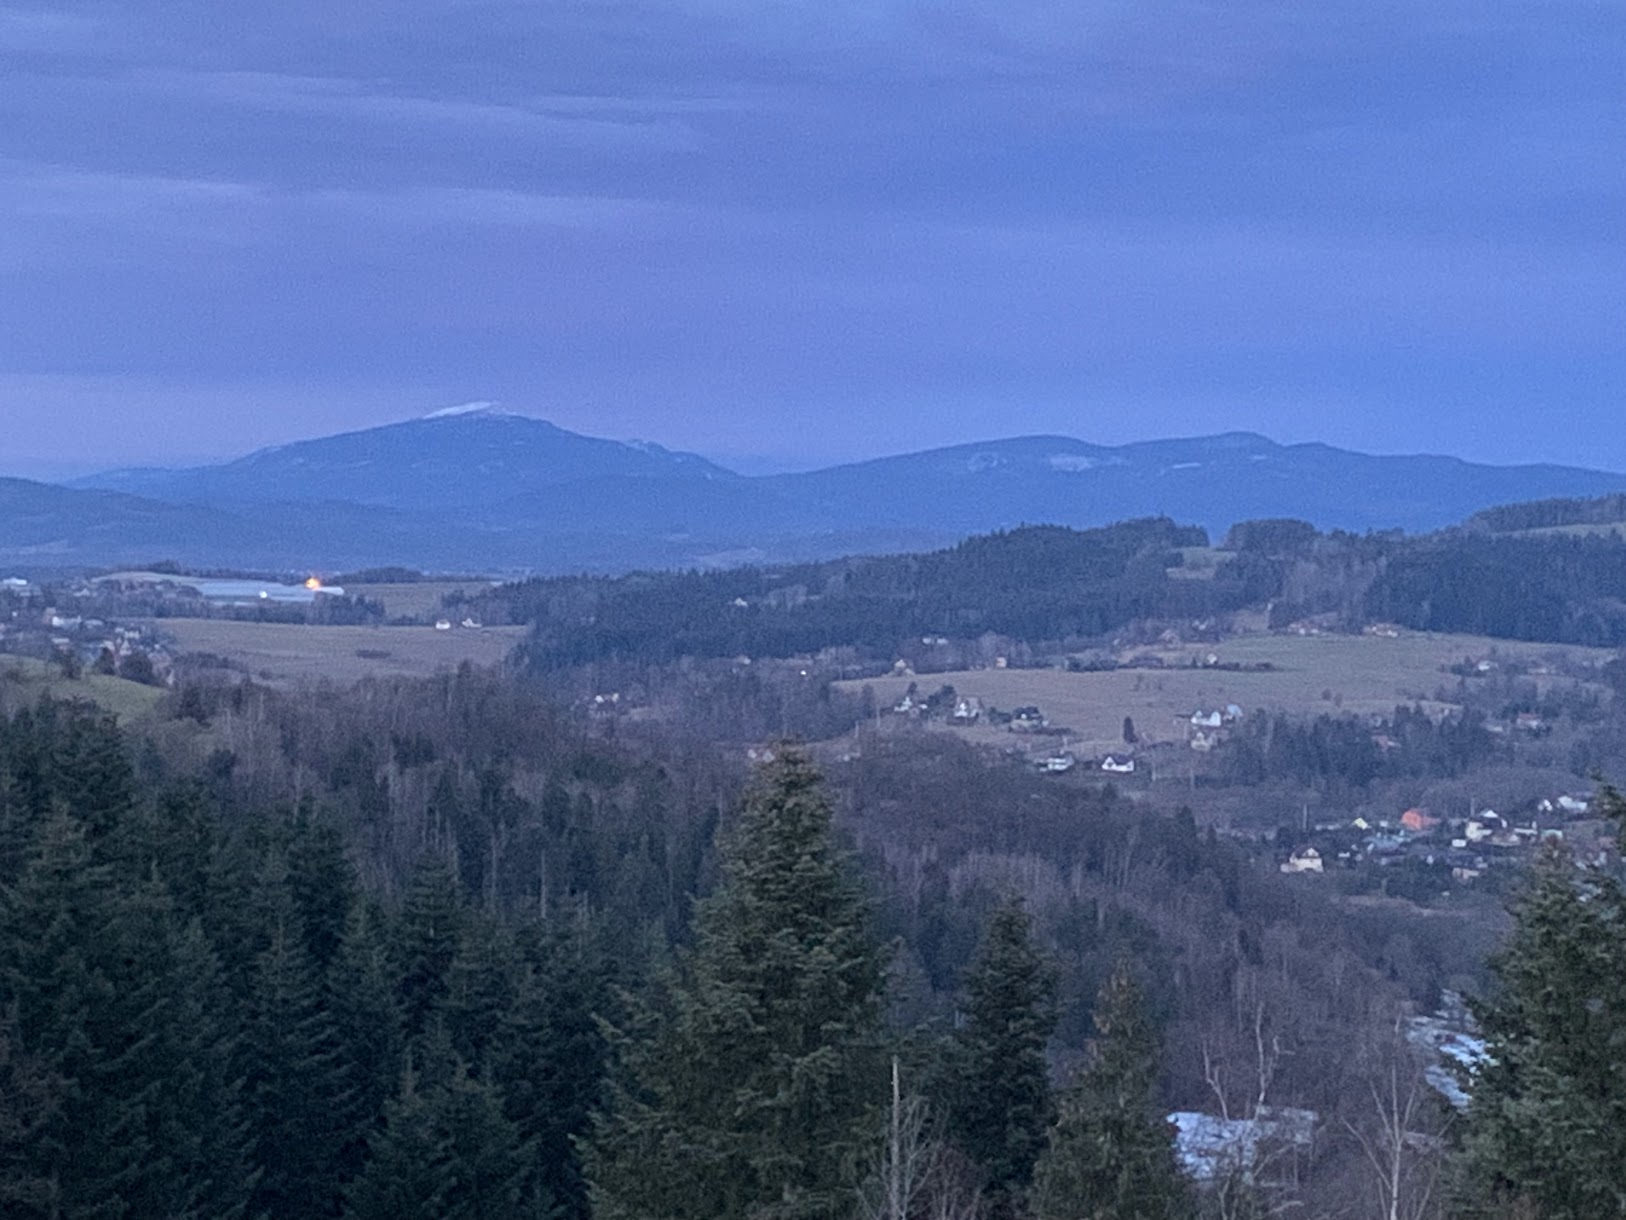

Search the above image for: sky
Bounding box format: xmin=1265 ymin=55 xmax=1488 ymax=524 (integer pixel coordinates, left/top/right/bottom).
xmin=1 ymin=0 xmax=1622 ymax=479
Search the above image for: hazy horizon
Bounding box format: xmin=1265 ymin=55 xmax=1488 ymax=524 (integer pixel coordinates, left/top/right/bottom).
xmin=6 ymin=405 xmax=1626 ymax=486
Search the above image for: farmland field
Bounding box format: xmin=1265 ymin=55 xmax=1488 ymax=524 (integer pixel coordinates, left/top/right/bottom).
xmin=148 ymin=620 xmax=525 ymax=684
xmin=345 ymin=581 xmax=498 ymax=620
xmin=0 ymin=656 xmax=167 ymax=723
xmin=837 ymin=630 xmax=1612 ymax=755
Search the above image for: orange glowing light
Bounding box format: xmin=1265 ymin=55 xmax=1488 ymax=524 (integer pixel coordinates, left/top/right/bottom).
xmin=305 ymin=576 xmax=322 ymax=590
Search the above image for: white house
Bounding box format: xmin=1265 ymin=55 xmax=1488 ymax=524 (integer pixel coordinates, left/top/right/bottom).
xmin=1100 ymin=755 xmax=1136 ymax=774
xmin=1280 ymin=847 xmax=1324 ymax=875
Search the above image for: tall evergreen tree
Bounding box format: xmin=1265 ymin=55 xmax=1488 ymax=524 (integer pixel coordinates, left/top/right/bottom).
xmin=1031 ymin=960 xmax=1188 ymax=1220
xmin=395 ymin=853 xmax=466 ymax=1043
xmin=0 ymin=1005 xmax=62 ymax=1218
xmin=494 ymin=921 xmax=612 ymax=1220
xmin=588 ymin=747 xmax=889 ymax=1220
xmin=241 ymin=853 xmax=354 ymax=1219
xmin=346 ymin=1054 xmax=534 ymax=1220
xmin=946 ymin=895 xmax=1057 ymax=1218
xmin=434 ymin=1059 xmax=534 ymax=1218
xmin=288 ymin=804 xmax=358 ymax=971
xmin=344 ymin=1062 xmax=450 ymax=1220
xmin=0 ymin=808 xmax=153 ymax=1219
xmin=1458 ymin=784 xmax=1626 ymax=1219
xmin=328 ymin=900 xmax=405 ymax=1185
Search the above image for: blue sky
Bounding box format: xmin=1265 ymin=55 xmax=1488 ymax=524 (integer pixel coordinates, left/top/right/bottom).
xmin=1 ymin=0 xmax=1622 ymax=478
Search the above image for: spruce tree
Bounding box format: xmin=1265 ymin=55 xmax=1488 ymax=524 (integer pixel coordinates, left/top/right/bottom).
xmin=328 ymin=900 xmax=405 ymax=1185
xmin=434 ymin=1059 xmax=534 ymax=1219
xmin=1458 ymin=785 xmax=1626 ymax=1218
xmin=589 ymin=747 xmax=888 ymax=1220
xmin=946 ymin=895 xmax=1057 ymax=1218
xmin=0 ymin=808 xmax=152 ymax=1219
xmin=1031 ymin=960 xmax=1188 ymax=1220
xmin=493 ymin=922 xmax=611 ymax=1220
xmin=344 ymin=1062 xmax=449 ymax=1220
xmin=241 ymin=854 xmax=354 ymax=1219
xmin=395 ymin=853 xmax=465 ymax=1043
xmin=0 ymin=1006 xmax=62 ymax=1218
xmin=346 ymin=1053 xmax=533 ymax=1220
xmin=287 ymin=803 xmax=358 ymax=971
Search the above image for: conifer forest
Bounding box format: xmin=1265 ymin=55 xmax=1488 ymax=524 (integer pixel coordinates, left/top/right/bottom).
xmin=1 ymin=644 xmax=1622 ymax=1218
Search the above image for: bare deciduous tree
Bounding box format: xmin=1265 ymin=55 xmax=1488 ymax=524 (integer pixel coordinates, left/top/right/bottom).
xmin=1342 ymin=1050 xmax=1450 ymax=1220
xmin=855 ymin=1058 xmax=983 ymax=1220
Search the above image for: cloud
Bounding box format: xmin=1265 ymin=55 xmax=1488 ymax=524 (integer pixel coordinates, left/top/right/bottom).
xmin=131 ymin=69 xmax=704 ymax=154
xmin=0 ymin=0 xmax=1620 ymax=470
xmin=0 ymin=6 xmax=108 ymax=52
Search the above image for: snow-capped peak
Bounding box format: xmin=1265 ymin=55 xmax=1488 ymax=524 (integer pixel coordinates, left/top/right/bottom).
xmin=423 ymin=400 xmax=505 ymax=420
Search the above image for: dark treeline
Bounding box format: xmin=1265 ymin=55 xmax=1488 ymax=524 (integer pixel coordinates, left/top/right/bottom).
xmin=1363 ymin=533 xmax=1626 ymax=647
xmin=1217 ymin=705 xmax=1500 ymax=794
xmin=1465 ymin=493 xmax=1626 ymax=533
xmin=0 ymin=697 xmax=614 ymax=1218
xmin=465 ymin=520 xmax=1260 ymax=669
xmin=440 ymin=502 xmax=1626 ymax=675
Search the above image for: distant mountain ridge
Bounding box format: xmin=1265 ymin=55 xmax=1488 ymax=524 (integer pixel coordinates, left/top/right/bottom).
xmin=79 ymin=407 xmax=732 ymax=509
xmin=9 ymin=411 xmax=1624 ymax=573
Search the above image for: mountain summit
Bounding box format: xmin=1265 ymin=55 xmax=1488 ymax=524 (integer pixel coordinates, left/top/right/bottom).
xmin=78 ymin=410 xmax=734 ymax=509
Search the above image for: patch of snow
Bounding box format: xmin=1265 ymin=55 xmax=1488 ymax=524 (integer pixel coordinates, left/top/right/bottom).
xmin=1048 ymin=454 xmax=1102 ymax=472
xmin=1168 ymin=461 xmax=1203 ymax=471
xmin=1404 ymin=995 xmax=1489 ymax=1111
xmin=1169 ymin=1108 xmax=1317 ymax=1182
xmin=965 ymin=452 xmax=1005 ymax=473
xmin=424 ymin=401 xmax=503 ymax=419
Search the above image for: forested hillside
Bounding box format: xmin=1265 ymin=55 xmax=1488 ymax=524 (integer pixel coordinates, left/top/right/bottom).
xmin=443 ymin=503 xmax=1626 ymax=673
xmin=2 ymin=645 xmax=1622 ymax=1216
xmin=1465 ymin=493 xmax=1626 ymax=533
xmin=462 ymin=519 xmax=1254 ymax=669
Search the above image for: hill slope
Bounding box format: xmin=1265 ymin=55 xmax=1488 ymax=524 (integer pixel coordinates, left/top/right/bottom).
xmin=765 ymin=433 xmax=1626 ymax=536
xmin=77 ymin=406 xmax=734 ymax=509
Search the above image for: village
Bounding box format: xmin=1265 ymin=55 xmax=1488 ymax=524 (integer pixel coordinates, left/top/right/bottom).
xmin=869 ymin=660 xmax=1618 ymax=895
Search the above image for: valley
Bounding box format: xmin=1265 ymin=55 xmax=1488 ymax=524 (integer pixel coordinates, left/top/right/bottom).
xmin=837 ymin=629 xmax=1612 ymax=756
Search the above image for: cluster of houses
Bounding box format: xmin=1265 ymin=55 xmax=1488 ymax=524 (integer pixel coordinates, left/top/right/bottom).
xmin=0 ymin=589 xmax=171 ymax=680
xmin=1026 ymin=750 xmax=1138 ymax=776
xmin=1185 ymin=703 xmax=1245 ymax=751
xmin=1280 ymin=792 xmax=1601 ymax=881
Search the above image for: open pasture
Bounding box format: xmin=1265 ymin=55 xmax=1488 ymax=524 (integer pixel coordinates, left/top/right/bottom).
xmin=345 ymin=581 xmax=497 ymax=621
xmin=0 ymin=656 xmax=166 ymax=723
xmin=150 ymin=619 xmax=525 ymax=685
xmin=838 ymin=630 xmax=1611 ymax=755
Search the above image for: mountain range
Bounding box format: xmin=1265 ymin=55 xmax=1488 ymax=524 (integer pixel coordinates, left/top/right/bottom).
xmin=2 ymin=408 xmax=1623 ymax=574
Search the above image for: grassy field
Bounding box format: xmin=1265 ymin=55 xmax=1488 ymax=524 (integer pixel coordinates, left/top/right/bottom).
xmin=345 ymin=581 xmax=498 ymax=621
xmin=0 ymin=656 xmax=167 ymax=723
xmin=149 ymin=620 xmax=526 ymax=685
xmin=837 ymin=630 xmax=1612 ymax=755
